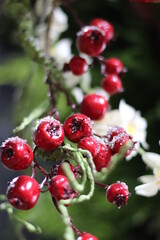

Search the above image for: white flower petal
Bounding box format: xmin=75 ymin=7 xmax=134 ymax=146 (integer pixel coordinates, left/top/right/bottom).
xmin=138 ymin=175 xmax=157 ymax=183
xmin=51 ymin=39 xmax=72 ymax=64
xmin=71 ymin=87 xmax=84 ymax=104
xmin=93 ymin=110 xmax=122 ymax=136
xmin=63 ymin=72 xmax=80 ymax=88
xmin=80 ymin=72 xmax=91 ymax=92
xmin=142 ymin=152 xmax=160 ymax=169
xmin=119 ymin=99 xmax=136 ymax=124
xmin=135 ymin=181 xmax=159 ymax=197
xmin=94 ymin=88 xmax=110 ymax=100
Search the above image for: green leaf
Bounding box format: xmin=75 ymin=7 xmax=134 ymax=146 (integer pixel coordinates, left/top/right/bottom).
xmin=0 ymin=56 xmax=31 ymax=85
xmin=13 ymin=101 xmax=49 ymax=134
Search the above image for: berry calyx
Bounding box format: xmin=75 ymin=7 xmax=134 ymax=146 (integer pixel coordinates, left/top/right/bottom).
xmin=33 ymin=116 xmax=64 ymax=151
xmin=80 ymin=94 xmax=108 ymax=120
xmin=69 ymin=56 xmax=88 ymax=76
xmin=105 ymin=57 xmax=124 ymax=75
xmin=90 ymin=18 xmax=114 ymax=43
xmin=64 ymin=113 xmax=93 ymax=143
xmin=7 ymin=176 xmax=40 ymax=210
xmin=77 ymin=26 xmax=106 ymax=56
xmin=0 ymin=137 xmax=33 ymax=171
xmin=106 ymin=182 xmax=130 ymax=208
xmin=93 ymin=142 xmax=112 ymax=172
xmin=102 ymin=74 xmax=123 ymax=95
xmin=49 ymin=175 xmax=76 ymax=201
xmin=78 ymin=136 xmax=100 ymax=158
xmin=77 ymin=232 xmax=98 ymax=240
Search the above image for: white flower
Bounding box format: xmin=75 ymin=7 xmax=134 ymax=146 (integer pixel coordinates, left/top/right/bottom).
xmin=119 ymin=100 xmax=148 ymax=149
xmin=135 ymin=152 xmax=160 ymax=197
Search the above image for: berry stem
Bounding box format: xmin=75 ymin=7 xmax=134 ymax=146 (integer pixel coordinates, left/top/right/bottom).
xmin=70 ymin=217 xmax=81 ymax=236
xmin=95 ymin=182 xmax=108 ymax=188
xmin=33 ymin=147 xmax=49 ymax=177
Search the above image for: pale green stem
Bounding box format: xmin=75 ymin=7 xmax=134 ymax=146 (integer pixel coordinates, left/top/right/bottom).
xmin=58 ymin=204 xmax=75 ymax=240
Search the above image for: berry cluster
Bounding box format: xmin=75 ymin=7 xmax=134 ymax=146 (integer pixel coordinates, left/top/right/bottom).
xmin=0 ymin=16 xmax=135 ymax=240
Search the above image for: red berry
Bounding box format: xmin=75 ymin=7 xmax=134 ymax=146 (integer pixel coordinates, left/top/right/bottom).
xmin=7 ymin=175 xmax=40 ymax=210
xmin=33 ymin=116 xmax=64 ymax=151
xmin=77 ymin=232 xmax=98 ymax=240
xmin=77 ymin=26 xmax=106 ymax=57
xmin=105 ymin=58 xmax=124 ymax=75
xmin=106 ymin=126 xmax=127 ymax=142
xmin=69 ymin=56 xmax=88 ymax=76
xmin=0 ymin=137 xmax=33 ymax=171
xmin=90 ymin=18 xmax=114 ymax=43
xmin=78 ymin=136 xmax=100 ymax=158
xmin=56 ymin=162 xmax=75 ymax=178
xmin=93 ymin=142 xmax=112 ymax=172
xmin=109 ymin=133 xmax=133 ymax=156
xmin=106 ymin=182 xmax=130 ymax=208
xmin=64 ymin=113 xmax=93 ymax=143
xmin=81 ymin=94 xmax=108 ymax=120
xmin=49 ymin=175 xmax=76 ymax=201
xmin=102 ymin=74 xmax=123 ymax=95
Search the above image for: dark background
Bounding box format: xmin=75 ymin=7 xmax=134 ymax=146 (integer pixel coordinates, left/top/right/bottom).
xmin=0 ymin=0 xmax=160 ymax=239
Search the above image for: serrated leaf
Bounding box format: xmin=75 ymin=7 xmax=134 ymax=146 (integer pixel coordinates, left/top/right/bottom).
xmin=13 ymin=101 xmax=49 ymax=134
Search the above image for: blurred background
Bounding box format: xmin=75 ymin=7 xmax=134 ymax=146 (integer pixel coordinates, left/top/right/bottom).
xmin=0 ymin=0 xmax=160 ymax=239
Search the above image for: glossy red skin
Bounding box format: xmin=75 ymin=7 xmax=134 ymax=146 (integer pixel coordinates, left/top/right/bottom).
xmin=102 ymin=74 xmax=123 ymax=95
xmin=69 ymin=56 xmax=88 ymax=76
xmin=105 ymin=58 xmax=124 ymax=75
xmin=0 ymin=137 xmax=33 ymax=171
xmin=111 ymin=133 xmax=132 ymax=156
xmin=93 ymin=143 xmax=112 ymax=172
xmin=90 ymin=18 xmax=114 ymax=43
xmin=78 ymin=136 xmax=100 ymax=158
xmin=77 ymin=233 xmax=98 ymax=240
xmin=33 ymin=117 xmax=64 ymax=151
xmin=77 ymin=26 xmax=106 ymax=57
xmin=64 ymin=113 xmax=93 ymax=143
xmin=57 ymin=163 xmax=75 ymax=178
xmin=106 ymin=126 xmax=127 ymax=141
xmin=81 ymin=94 xmax=108 ymax=120
xmin=49 ymin=175 xmax=76 ymax=201
xmin=7 ymin=175 xmax=40 ymax=210
xmin=106 ymin=182 xmax=129 ymax=206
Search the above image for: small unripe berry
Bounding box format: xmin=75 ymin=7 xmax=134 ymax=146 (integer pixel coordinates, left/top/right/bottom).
xmin=7 ymin=175 xmax=40 ymax=210
xmin=49 ymin=175 xmax=76 ymax=201
xmin=69 ymin=56 xmax=88 ymax=76
xmin=102 ymin=74 xmax=123 ymax=95
xmin=64 ymin=113 xmax=93 ymax=143
xmin=106 ymin=182 xmax=130 ymax=208
xmin=105 ymin=58 xmax=124 ymax=75
xmin=90 ymin=18 xmax=114 ymax=43
xmin=0 ymin=137 xmax=33 ymax=171
xmin=33 ymin=116 xmax=64 ymax=151
xmin=78 ymin=136 xmax=100 ymax=158
xmin=81 ymin=94 xmax=108 ymax=120
xmin=93 ymin=142 xmax=112 ymax=172
xmin=77 ymin=26 xmax=106 ymax=56
xmin=77 ymin=232 xmax=98 ymax=240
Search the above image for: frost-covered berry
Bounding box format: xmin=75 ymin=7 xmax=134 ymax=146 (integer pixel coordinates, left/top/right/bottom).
xmin=102 ymin=74 xmax=123 ymax=95
xmin=69 ymin=56 xmax=88 ymax=75
xmin=49 ymin=175 xmax=76 ymax=201
xmin=93 ymin=142 xmax=112 ymax=172
xmin=106 ymin=126 xmax=127 ymax=142
xmin=105 ymin=58 xmax=124 ymax=75
xmin=106 ymin=182 xmax=130 ymax=208
xmin=90 ymin=18 xmax=114 ymax=43
xmin=78 ymin=136 xmax=100 ymax=158
xmin=0 ymin=137 xmax=33 ymax=171
xmin=77 ymin=26 xmax=106 ymax=56
xmin=7 ymin=175 xmax=40 ymax=210
xmin=33 ymin=116 xmax=64 ymax=151
xmin=81 ymin=94 xmax=108 ymax=120
xmin=64 ymin=113 xmax=93 ymax=143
